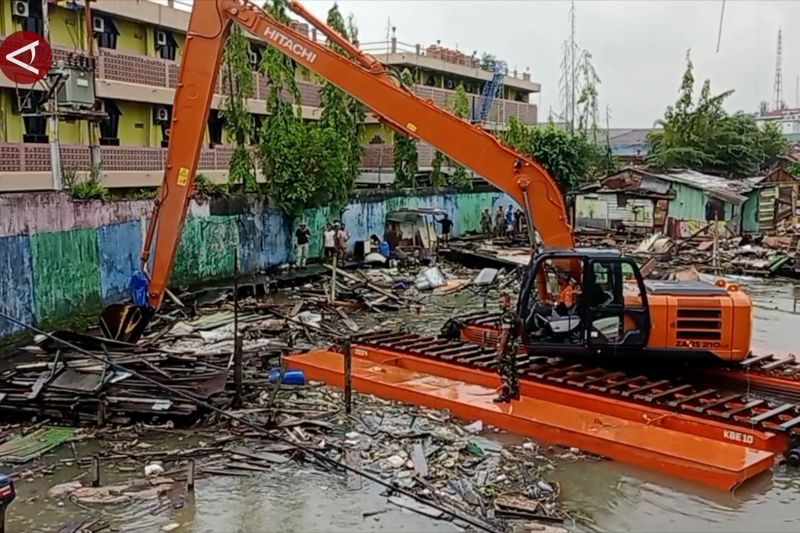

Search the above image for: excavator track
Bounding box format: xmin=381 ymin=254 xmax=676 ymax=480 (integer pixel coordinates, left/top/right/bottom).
xmin=350 ymin=330 xmax=800 ymax=445
xmin=451 ymin=311 xmax=800 ymax=402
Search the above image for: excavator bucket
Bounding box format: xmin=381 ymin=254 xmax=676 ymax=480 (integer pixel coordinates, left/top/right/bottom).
xmin=99 ymin=303 xmax=154 ymax=343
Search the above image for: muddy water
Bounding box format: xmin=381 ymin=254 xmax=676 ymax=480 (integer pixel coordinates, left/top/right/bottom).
xmin=6 ymin=276 xmax=800 ymax=532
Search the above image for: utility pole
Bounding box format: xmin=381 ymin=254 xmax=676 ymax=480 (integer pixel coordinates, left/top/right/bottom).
xmin=569 ymin=0 xmax=576 ymax=133
xmin=42 ymin=0 xmax=62 ymax=190
xmin=85 ymin=0 xmax=101 ymax=171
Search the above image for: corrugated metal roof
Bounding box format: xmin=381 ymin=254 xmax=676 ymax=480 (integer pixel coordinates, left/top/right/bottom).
xmin=643 ymin=169 xmax=753 ymax=204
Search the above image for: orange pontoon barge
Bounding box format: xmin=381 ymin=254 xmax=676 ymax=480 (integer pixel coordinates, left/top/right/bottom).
xmin=286 ymin=348 xmax=777 ymax=491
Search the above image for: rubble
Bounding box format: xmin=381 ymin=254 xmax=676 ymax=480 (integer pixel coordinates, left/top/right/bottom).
xmin=0 ymin=259 xmax=574 ymax=531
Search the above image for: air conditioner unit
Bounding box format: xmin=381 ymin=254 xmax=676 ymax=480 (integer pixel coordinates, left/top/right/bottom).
xmin=92 ymin=16 xmax=105 ymax=34
xmin=154 ymin=106 xmax=169 ymax=123
xmin=155 ymin=30 xmax=168 ymax=47
xmin=249 ymin=50 xmax=258 ymax=68
xmin=12 ymin=0 xmax=29 ymax=18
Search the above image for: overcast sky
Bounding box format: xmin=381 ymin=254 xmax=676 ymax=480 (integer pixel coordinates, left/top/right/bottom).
xmin=293 ymin=0 xmax=798 ymax=128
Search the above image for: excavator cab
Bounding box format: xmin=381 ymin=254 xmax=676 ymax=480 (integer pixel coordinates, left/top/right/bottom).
xmin=518 ymin=249 xmax=651 ymax=355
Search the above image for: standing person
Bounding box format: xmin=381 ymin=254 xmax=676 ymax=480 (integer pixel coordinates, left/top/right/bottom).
xmin=504 ymin=205 xmax=514 ymax=238
xmin=437 ymin=213 xmax=453 ymax=246
xmin=322 ymin=223 xmax=336 ymax=261
xmin=480 ymin=208 xmax=492 ymax=236
xmin=494 ymin=204 xmax=505 ymax=238
xmin=494 ymin=292 xmax=521 ymax=403
xmin=513 ymin=208 xmax=524 ymax=235
xmin=294 ymin=222 xmax=311 ymax=269
xmin=335 ymin=221 xmax=350 ymax=260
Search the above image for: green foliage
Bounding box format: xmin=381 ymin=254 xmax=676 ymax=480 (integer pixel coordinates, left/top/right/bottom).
xmin=394 ymin=133 xmax=419 ymax=188
xmin=444 ymin=84 xmax=473 ymax=190
xmin=648 ymin=52 xmax=790 ymax=177
xmin=500 ymin=117 xmax=596 ymax=191
xmin=64 ymin=166 xmax=109 ymax=200
xmin=194 ymin=173 xmax=224 ymax=197
xmin=393 ymin=70 xmax=419 ymax=189
xmin=220 ymin=25 xmax=256 ymax=190
xmin=317 ymin=3 xmax=364 ymax=204
xmin=430 ymin=151 xmax=446 ymax=187
xmin=452 ymin=83 xmax=470 ymax=119
xmin=789 ymin=160 xmax=800 ymax=177
xmin=258 ymin=0 xmax=307 ymax=213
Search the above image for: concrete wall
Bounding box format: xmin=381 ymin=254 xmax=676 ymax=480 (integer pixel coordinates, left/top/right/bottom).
xmin=0 ymin=190 xmax=514 ymax=338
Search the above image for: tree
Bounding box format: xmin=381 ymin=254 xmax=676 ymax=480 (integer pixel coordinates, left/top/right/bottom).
xmin=430 ymin=151 xmax=446 ymax=187
xmin=220 ymin=25 xmax=256 ymax=190
xmin=258 ymin=0 xmax=310 ymax=213
xmin=648 ymin=52 xmax=789 ymax=177
xmin=449 ymin=83 xmax=472 ymax=190
xmin=500 ymin=117 xmax=594 ymax=192
xmin=318 ymin=3 xmax=364 ymax=205
xmin=393 ymin=69 xmax=419 ymax=188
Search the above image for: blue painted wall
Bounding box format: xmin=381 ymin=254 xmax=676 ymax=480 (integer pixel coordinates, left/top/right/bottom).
xmin=0 ymin=235 xmax=35 ymax=337
xmin=97 ymin=220 xmax=143 ymax=304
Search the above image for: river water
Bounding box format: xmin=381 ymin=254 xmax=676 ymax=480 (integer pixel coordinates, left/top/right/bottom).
xmin=5 ymin=276 xmax=800 ymax=532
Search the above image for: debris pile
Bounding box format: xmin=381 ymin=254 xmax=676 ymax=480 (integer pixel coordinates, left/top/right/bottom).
xmin=575 ymin=228 xmax=800 ymax=278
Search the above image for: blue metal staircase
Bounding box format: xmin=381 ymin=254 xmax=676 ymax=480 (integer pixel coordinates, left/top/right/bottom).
xmin=475 ymin=60 xmax=507 ymax=123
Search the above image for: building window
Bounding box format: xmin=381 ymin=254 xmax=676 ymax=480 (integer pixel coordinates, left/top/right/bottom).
xmin=208 ymin=110 xmax=224 ymax=147
xmin=155 ymin=28 xmax=178 ymax=61
xmin=20 ymin=0 xmax=44 ymax=35
xmin=93 ymin=16 xmax=119 ymax=50
xmin=20 ymin=92 xmax=48 ymax=143
xmin=249 ymin=46 xmax=263 ymax=71
xmin=251 ymin=115 xmax=263 ymax=145
xmin=154 ymin=105 xmax=173 ymax=148
xmin=99 ymin=99 xmax=122 ymax=146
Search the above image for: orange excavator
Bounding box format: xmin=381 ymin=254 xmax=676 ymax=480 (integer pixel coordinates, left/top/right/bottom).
xmin=100 ymin=0 xmax=752 ymax=365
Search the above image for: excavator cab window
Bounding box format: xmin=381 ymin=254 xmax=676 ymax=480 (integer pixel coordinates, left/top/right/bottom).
xmin=585 ymin=258 xmax=650 ymax=349
xmin=520 ymin=255 xmax=586 ymax=345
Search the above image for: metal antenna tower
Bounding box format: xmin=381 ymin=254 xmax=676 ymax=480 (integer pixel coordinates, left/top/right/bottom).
xmin=773 ymin=28 xmax=785 ymax=111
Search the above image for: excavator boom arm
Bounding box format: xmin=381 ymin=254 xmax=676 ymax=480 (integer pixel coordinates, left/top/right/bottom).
xmin=143 ymin=0 xmax=574 ymax=308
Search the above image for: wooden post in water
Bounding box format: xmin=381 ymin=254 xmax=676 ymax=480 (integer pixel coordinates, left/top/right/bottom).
xmin=712 ymin=216 xmax=720 ymax=275
xmin=91 ymin=455 xmax=101 ymax=487
xmin=330 ymin=255 xmax=338 ymax=304
xmin=233 ymin=252 xmax=243 ymax=406
xmin=187 ymin=459 xmax=195 ymax=492
xmin=343 ymin=338 xmax=352 ymax=415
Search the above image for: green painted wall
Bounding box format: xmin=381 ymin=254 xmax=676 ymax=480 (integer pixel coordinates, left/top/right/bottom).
xmin=742 ymin=193 xmax=760 ymax=233
xmin=30 ymin=228 xmax=101 ymax=322
xmin=50 ymin=7 xmax=86 ymax=48
xmin=0 ymin=90 xmax=23 ymax=143
xmin=117 ymin=101 xmax=149 ymax=146
xmin=172 ymin=216 xmax=241 ymax=286
xmin=115 ymin=17 xmax=148 ymax=55
xmin=669 ymin=183 xmax=709 ymax=221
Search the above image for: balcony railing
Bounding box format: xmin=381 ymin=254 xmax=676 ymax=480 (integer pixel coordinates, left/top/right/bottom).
xmin=1 ymin=142 xmax=441 ymax=177
xmin=361 ymin=40 xmax=533 ymax=83
xmin=89 ymin=48 xmax=538 ymax=124
xmin=0 ymin=143 xmax=236 ymax=174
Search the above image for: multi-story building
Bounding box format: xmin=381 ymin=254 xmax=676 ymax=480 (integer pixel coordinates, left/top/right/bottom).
xmin=0 ymin=0 xmax=539 ymax=192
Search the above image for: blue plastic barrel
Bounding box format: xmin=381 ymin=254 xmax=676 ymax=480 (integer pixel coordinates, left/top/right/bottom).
xmin=268 ymin=368 xmax=306 ymax=385
xmin=379 ymin=241 xmax=390 ymax=257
